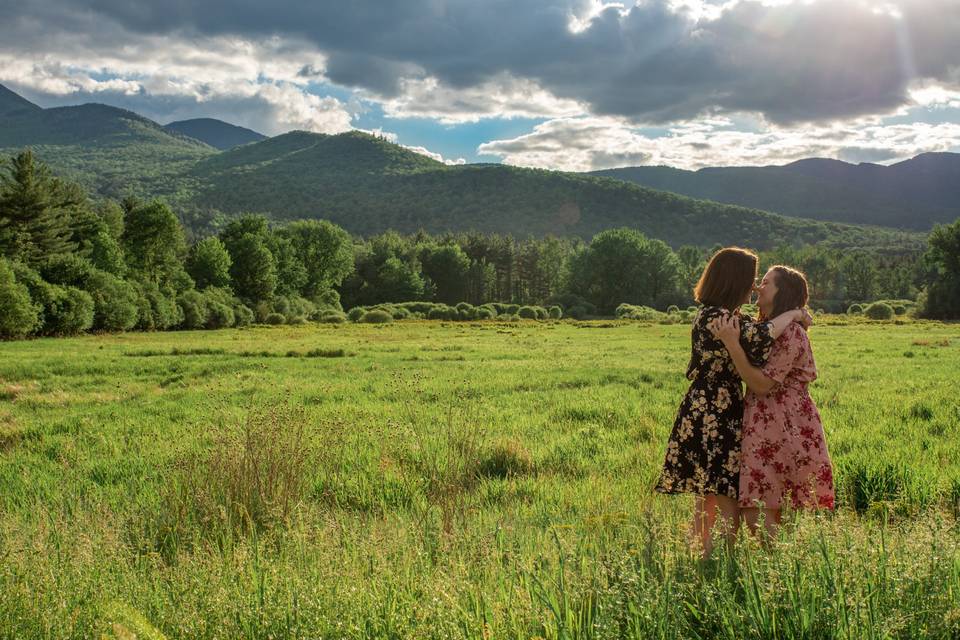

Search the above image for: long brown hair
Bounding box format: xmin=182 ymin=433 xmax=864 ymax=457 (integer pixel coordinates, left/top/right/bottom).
xmin=766 ymin=265 xmax=809 ymax=319
xmin=693 ymin=247 xmax=758 ymax=311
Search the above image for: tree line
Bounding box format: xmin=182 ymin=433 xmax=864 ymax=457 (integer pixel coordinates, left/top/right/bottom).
xmin=2 ymin=150 xmax=959 ymax=338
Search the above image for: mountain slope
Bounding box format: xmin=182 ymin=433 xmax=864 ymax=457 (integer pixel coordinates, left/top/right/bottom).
xmin=164 ymin=118 xmax=266 ymax=150
xmin=591 ymin=155 xmax=960 ymax=230
xmin=0 ymin=82 xmax=926 ymax=251
xmin=0 ymin=88 xmax=217 ymax=198
xmin=0 ymin=84 xmax=41 ymax=117
xmin=187 ymin=130 xmax=922 ymax=251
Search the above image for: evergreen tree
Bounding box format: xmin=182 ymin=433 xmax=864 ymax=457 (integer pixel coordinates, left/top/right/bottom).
xmin=419 ymin=243 xmax=470 ymax=304
xmin=0 ymin=150 xmax=83 ymax=265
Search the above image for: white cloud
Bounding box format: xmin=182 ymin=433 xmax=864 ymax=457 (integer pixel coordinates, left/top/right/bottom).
xmin=0 ymin=35 xmax=352 ymax=136
xmin=377 ymin=74 xmax=586 ymax=124
xmin=478 ymin=115 xmax=960 ymax=171
xmin=403 ymin=144 xmax=467 ymax=165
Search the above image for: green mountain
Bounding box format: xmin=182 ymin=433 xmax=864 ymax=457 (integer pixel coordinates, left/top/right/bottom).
xmin=0 ymin=93 xmax=216 ymax=199
xmin=0 ymin=84 xmax=41 ymax=117
xmin=186 ymin=130 xmax=920 ymax=250
xmin=591 ymin=155 xmax=960 ymax=230
xmin=0 ymin=83 xmax=924 ymax=251
xmin=164 ymin=118 xmax=266 ymax=150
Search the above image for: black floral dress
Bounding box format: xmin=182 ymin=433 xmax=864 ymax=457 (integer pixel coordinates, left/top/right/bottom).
xmin=655 ymin=306 xmax=774 ymax=498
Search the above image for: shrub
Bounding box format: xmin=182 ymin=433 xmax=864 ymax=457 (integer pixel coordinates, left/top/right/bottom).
xmin=864 ymin=302 xmax=895 ymax=320
xmin=566 ymin=305 xmax=588 ymax=320
xmin=475 ymin=306 xmax=496 ymax=320
xmin=272 ymin=296 xmax=292 ymax=317
xmin=44 ymin=286 xmax=94 ymax=335
xmin=206 ymin=302 xmax=236 ymax=329
xmin=427 ymin=306 xmax=455 ymax=320
xmin=136 ymin=282 xmax=182 ymax=331
xmin=361 ymin=309 xmax=393 ymax=324
xmin=318 ymin=310 xmax=347 ymax=324
xmin=253 ymin=301 xmax=273 ymax=323
xmin=847 ymin=303 xmax=864 ymax=315
xmin=517 ymin=305 xmax=539 ymax=320
xmin=265 ymin=312 xmax=286 ymax=325
xmin=10 ymin=262 xmax=55 ymax=332
xmin=177 ymin=290 xmax=209 ymax=329
xmin=311 ymin=289 xmax=343 ymax=312
xmin=666 ymin=304 xmax=680 ymax=314
xmin=892 ymin=304 xmax=907 ymax=316
xmin=285 ymin=296 xmax=316 ymax=323
xmin=234 ymin=304 xmax=254 ymax=327
xmin=547 ymin=305 xmax=563 ymax=320
xmin=347 ymin=307 xmax=366 ymax=322
xmin=85 ymin=270 xmax=139 ymax=331
xmin=616 ymin=303 xmax=662 ymax=321
xmin=0 ymin=259 xmax=39 ymax=338
xmin=39 ymin=254 xmax=94 ymax=287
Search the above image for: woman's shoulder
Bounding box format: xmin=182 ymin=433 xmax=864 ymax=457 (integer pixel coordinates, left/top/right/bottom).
xmin=781 ymin=321 xmax=809 ymax=346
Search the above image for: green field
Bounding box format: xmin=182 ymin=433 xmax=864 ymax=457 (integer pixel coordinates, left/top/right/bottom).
xmin=1 ymin=320 xmax=959 ymax=638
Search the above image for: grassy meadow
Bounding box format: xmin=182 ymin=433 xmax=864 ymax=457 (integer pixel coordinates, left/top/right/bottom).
xmin=0 ymin=318 xmax=959 ymax=639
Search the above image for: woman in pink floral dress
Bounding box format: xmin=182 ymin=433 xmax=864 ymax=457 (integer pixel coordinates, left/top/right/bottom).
xmin=710 ymin=265 xmax=834 ymax=540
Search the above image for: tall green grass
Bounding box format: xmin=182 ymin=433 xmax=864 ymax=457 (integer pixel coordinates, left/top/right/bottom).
xmin=0 ymin=319 xmax=958 ymax=637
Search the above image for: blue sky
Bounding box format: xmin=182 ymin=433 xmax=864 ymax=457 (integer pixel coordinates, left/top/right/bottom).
xmin=2 ymin=0 xmax=960 ymax=169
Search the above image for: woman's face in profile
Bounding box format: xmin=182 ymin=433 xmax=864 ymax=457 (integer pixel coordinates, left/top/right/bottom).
xmin=756 ymin=269 xmax=778 ymax=315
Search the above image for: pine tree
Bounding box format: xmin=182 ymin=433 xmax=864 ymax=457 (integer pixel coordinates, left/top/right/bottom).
xmin=0 ymin=150 xmax=83 ymax=265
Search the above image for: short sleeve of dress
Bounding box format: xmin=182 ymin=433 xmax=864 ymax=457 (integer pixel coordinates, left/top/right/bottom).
xmin=738 ymin=316 xmax=774 ymax=367
xmin=761 ymin=323 xmax=805 ymax=384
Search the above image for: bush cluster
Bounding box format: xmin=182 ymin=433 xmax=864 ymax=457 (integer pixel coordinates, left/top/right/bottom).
xmin=846 ymin=299 xmax=914 ymax=319
xmin=615 ymin=303 xmax=690 ymax=324
xmin=344 ymin=301 xmax=564 ymax=322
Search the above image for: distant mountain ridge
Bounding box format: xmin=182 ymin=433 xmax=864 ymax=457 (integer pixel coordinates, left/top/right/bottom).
xmin=0 ymin=83 xmax=41 ymax=117
xmin=0 ymin=82 xmax=925 ymax=251
xmin=165 ymin=118 xmax=266 ymax=150
xmin=591 ymin=153 xmax=960 ymax=230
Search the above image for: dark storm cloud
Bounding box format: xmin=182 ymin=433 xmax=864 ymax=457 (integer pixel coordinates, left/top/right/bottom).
xmin=2 ymin=0 xmax=959 ymax=124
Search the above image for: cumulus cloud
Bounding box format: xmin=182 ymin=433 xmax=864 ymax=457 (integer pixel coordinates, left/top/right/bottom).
xmin=2 ymin=0 xmax=960 ymax=167
xmin=403 ymin=145 xmax=467 ymax=165
xmin=4 ymin=0 xmax=958 ymax=125
xmin=478 ymin=115 xmax=960 ymax=171
xmin=377 ymin=74 xmax=585 ymax=124
xmin=0 ymin=33 xmax=353 ymax=135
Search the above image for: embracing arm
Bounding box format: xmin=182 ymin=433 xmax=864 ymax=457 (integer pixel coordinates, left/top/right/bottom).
xmin=711 ymin=315 xmax=778 ymax=394
xmin=764 ymin=308 xmax=811 ymax=339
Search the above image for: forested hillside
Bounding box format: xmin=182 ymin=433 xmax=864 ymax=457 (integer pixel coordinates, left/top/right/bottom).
xmin=591 ymin=154 xmax=960 ymax=230
xmin=164 ymin=118 xmax=266 ymax=150
xmin=0 ymin=83 xmax=925 ymax=251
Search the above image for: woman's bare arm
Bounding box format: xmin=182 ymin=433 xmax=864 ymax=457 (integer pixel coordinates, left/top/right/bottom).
xmin=712 ymin=316 xmax=777 ymax=394
xmin=764 ymin=308 xmax=810 ymax=339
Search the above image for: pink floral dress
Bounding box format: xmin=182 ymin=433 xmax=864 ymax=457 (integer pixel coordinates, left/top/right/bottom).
xmin=739 ymin=323 xmax=835 ymax=510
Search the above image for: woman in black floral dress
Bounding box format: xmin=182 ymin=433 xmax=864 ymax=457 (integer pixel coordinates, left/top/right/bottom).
xmin=655 ymin=247 xmax=809 ymax=556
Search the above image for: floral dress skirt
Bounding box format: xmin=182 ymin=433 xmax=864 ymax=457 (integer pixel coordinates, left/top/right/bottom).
xmin=655 ymin=306 xmax=774 ymax=499
xmin=655 ymin=378 xmax=745 ymax=498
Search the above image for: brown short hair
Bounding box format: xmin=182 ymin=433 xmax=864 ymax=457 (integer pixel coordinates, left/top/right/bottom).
xmin=767 ymin=265 xmax=809 ymax=319
xmin=694 ymin=247 xmax=758 ymax=311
